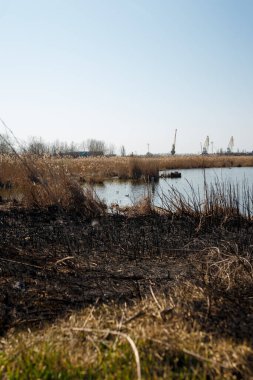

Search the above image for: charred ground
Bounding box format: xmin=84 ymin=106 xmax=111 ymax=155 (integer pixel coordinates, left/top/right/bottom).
xmin=0 ymin=206 xmax=252 ymax=346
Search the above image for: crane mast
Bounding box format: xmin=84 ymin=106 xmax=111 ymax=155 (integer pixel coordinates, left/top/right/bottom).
xmin=171 ymin=129 xmax=177 ymax=155
xmin=202 ymin=136 xmax=209 ymax=155
xmin=227 ymin=136 xmax=234 ymax=154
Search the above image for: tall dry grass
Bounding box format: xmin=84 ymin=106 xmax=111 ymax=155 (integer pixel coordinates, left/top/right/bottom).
xmin=1 ymin=154 xmax=252 ymax=186
xmin=57 ymin=154 xmax=253 ymax=181
xmin=127 ymin=158 xmax=159 ymax=180
xmin=0 ymin=154 xmax=106 ymax=216
xmin=155 ymin=178 xmax=253 ymax=222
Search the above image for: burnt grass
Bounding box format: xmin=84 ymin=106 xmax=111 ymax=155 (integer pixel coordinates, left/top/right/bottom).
xmin=0 ymin=206 xmax=253 ymax=345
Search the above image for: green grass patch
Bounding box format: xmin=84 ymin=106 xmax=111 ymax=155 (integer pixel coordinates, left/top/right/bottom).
xmin=0 ymin=340 xmax=219 ymax=380
xmin=0 ymin=347 xmax=87 ymax=380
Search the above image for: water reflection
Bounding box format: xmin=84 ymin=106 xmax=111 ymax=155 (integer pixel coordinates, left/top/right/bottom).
xmin=93 ymin=167 xmax=253 ymax=208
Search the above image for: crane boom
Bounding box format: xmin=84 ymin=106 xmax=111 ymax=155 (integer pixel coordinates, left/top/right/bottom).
xmin=171 ymin=129 xmax=177 ymax=155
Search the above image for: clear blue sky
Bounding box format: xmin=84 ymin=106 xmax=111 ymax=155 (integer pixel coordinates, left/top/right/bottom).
xmin=0 ymin=0 xmax=253 ymax=154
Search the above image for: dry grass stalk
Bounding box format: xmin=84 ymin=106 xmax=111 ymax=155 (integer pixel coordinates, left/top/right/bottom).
xmin=121 ymin=195 xmax=155 ymax=216
xmin=72 ymin=327 xmax=142 ymax=380
xmin=203 ymin=243 xmax=253 ymax=291
xmin=158 ymin=178 xmax=253 ymax=221
xmin=149 ymin=284 xmax=162 ymax=311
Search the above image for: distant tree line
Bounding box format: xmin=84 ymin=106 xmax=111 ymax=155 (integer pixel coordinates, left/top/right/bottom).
xmin=0 ymin=134 xmax=127 ymax=156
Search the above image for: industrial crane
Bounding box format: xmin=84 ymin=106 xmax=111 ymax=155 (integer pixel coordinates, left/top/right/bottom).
xmin=202 ymin=136 xmax=209 ymax=155
xmin=171 ymin=129 xmax=177 ymax=155
xmin=227 ymin=136 xmax=234 ymax=154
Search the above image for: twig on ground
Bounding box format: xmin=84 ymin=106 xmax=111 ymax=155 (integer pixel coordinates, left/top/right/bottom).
xmin=124 ymin=310 xmax=146 ymax=325
xmin=53 ymin=256 xmax=75 ymax=266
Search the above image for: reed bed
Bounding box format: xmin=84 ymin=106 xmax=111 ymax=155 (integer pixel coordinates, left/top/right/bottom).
xmin=0 ymin=154 xmax=106 ymax=216
xmin=64 ymin=154 xmax=253 ymax=182
xmin=1 ymin=154 xmax=253 ymax=186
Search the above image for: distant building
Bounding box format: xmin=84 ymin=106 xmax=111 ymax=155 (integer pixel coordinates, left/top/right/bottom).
xmin=88 ymin=151 xmax=104 ymax=157
xmin=59 ymin=151 xmax=104 ymax=158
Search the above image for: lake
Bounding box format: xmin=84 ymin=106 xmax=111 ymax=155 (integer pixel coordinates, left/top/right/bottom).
xmin=93 ymin=167 xmax=253 ymax=212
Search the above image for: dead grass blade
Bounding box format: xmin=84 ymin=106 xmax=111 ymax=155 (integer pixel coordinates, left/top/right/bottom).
xmin=72 ymin=327 xmax=142 ymax=380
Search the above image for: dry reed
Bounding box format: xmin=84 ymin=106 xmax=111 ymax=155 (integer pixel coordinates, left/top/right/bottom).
xmin=0 ymin=153 xmax=106 ymax=216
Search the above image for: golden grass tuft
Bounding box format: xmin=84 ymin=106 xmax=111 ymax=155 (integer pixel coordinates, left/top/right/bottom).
xmin=1 ymin=280 xmax=252 ymax=379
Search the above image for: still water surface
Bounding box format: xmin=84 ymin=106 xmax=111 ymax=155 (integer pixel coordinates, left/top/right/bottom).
xmin=94 ymin=167 xmax=253 ymax=208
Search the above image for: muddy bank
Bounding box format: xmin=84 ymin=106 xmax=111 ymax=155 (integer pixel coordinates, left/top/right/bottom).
xmin=0 ymin=207 xmax=252 ymax=341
